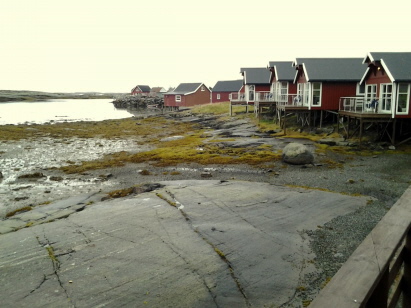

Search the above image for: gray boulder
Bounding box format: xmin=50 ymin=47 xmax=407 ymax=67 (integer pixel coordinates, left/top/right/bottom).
xmin=282 ymin=143 xmax=314 ymax=165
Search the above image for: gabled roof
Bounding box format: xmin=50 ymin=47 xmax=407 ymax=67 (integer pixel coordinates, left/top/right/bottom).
xmin=268 ymin=61 xmax=295 ymax=81
xmin=212 ymin=80 xmax=243 ymax=92
xmin=151 ymin=87 xmax=166 ymax=93
xmin=132 ymin=85 xmax=151 ymax=92
xmin=293 ymin=58 xmax=365 ymax=82
xmin=362 ymin=52 xmax=411 ymax=82
xmin=166 ymin=83 xmax=208 ymax=95
xmin=240 ymin=68 xmax=271 ymax=84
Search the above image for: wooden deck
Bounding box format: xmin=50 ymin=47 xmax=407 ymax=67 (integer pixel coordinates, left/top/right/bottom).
xmin=310 ymin=185 xmax=411 ymax=308
xmin=229 ymin=100 xmax=253 ymax=115
xmin=338 ymin=111 xmax=395 ymax=145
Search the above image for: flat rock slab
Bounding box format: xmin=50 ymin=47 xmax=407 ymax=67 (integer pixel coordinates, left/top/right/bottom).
xmin=0 ymin=180 xmax=368 ymax=307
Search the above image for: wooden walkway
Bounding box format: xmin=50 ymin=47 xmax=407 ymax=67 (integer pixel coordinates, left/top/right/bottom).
xmin=310 ymin=185 xmax=411 ymax=307
xmin=338 ymin=111 xmax=394 ymax=145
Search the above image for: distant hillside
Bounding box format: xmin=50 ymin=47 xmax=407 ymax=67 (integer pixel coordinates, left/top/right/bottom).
xmin=0 ymin=90 xmax=126 ymax=102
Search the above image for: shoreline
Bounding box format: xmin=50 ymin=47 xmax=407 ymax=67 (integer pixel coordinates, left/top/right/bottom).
xmin=1 ymin=108 xmax=410 ymax=306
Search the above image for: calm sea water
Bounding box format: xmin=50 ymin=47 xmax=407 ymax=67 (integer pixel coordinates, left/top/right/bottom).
xmin=0 ymin=99 xmax=138 ymax=125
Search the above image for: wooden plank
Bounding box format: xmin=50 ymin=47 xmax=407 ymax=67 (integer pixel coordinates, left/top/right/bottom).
xmin=310 ymin=186 xmax=411 ymax=307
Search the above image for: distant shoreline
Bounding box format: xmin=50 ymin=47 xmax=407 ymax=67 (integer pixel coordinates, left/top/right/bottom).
xmin=0 ymin=90 xmax=126 ymax=102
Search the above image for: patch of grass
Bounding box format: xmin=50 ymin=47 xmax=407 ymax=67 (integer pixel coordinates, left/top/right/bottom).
xmin=106 ymin=186 xmax=136 ymax=199
xmin=57 ymin=132 xmax=282 ymax=174
xmin=155 ymin=193 xmax=176 ymax=207
xmin=46 ymin=245 xmax=58 ymax=263
xmin=190 ymin=101 xmax=246 ymax=116
xmin=6 ymin=206 xmax=32 ymax=217
xmin=0 ymin=116 xmax=195 ymax=141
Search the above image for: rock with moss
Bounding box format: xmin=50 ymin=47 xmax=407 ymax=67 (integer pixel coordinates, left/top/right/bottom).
xmin=282 ymin=143 xmax=314 ymax=165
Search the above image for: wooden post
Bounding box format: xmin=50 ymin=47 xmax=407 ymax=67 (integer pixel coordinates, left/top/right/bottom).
xmin=365 ymin=267 xmax=389 ymax=308
xmin=337 ymin=114 xmax=340 ymax=134
xmin=359 ymin=118 xmax=363 ymax=146
xmin=229 ymin=102 xmax=232 ymax=116
xmin=404 ymin=228 xmax=411 ymax=307
xmin=392 ymin=119 xmax=396 ymax=145
xmin=320 ymin=110 xmax=323 ymax=128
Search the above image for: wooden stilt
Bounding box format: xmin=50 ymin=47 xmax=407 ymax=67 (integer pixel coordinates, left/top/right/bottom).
xmin=392 ymin=119 xmax=396 ymax=145
xmin=359 ymin=118 xmax=363 ymax=146
xmin=320 ymin=110 xmax=323 ymax=128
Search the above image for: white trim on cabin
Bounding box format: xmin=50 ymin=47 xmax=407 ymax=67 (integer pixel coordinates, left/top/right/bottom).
xmin=380 ymin=59 xmax=395 ymax=83
xmin=303 ymin=63 xmax=310 ymax=81
xmin=396 ymin=83 xmax=410 ymax=115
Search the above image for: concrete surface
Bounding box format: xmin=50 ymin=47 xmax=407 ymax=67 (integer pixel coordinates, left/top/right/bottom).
xmin=0 ymin=180 xmax=369 ymax=307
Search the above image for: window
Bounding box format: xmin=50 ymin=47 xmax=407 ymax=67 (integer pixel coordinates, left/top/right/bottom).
xmin=365 ymin=84 xmax=377 ymax=111
xmin=278 ymin=82 xmax=288 ymax=102
xmin=380 ymin=84 xmax=393 ymax=112
xmin=357 ymin=83 xmax=365 ymax=95
xmin=217 ymin=94 xmax=221 ymax=100
xmin=175 ymin=95 xmax=181 ymax=102
xmin=312 ymin=82 xmax=321 ymax=106
xmin=248 ymin=85 xmax=255 ymax=101
xmin=201 ymin=86 xmax=205 ymax=91
xmin=229 ymin=93 xmax=232 ymax=100
xmin=397 ymin=83 xmax=410 ymax=114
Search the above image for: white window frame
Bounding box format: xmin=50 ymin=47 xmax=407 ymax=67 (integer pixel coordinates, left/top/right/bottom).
xmin=396 ymin=83 xmax=410 ymax=114
xmin=175 ymin=95 xmax=181 ymax=102
xmin=278 ymin=81 xmax=288 ymax=103
xmin=228 ymin=93 xmax=232 ymax=100
xmin=201 ymin=86 xmax=205 ymax=91
xmin=312 ymin=82 xmax=322 ymax=107
xmin=380 ymin=83 xmax=393 ymax=113
xmin=356 ymin=82 xmax=366 ymax=96
xmin=217 ymin=94 xmax=221 ymax=100
xmin=248 ymin=85 xmax=255 ymax=102
xmin=365 ymin=84 xmax=377 ymax=111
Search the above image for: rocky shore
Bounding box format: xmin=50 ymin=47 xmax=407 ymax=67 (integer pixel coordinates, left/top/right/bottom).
xmin=111 ymin=95 xmax=164 ymax=109
xmin=0 ymin=108 xmax=410 ymax=307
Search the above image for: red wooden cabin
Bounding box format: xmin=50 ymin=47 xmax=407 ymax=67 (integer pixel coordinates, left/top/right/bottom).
xmin=293 ymin=58 xmax=366 ymax=111
xmin=267 ymin=61 xmax=298 ymax=105
xmin=359 ymin=52 xmax=411 ymax=118
xmin=163 ymin=83 xmax=211 ymax=108
xmin=211 ymin=80 xmax=242 ymax=103
xmin=131 ymin=85 xmax=151 ymax=96
xmin=230 ymin=68 xmax=271 ymax=104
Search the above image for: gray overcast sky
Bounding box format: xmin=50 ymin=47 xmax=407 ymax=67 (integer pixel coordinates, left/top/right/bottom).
xmin=2 ymin=0 xmax=411 ymax=93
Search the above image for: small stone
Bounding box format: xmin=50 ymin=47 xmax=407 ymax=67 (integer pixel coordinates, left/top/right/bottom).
xmin=49 ymin=176 xmax=64 ymax=182
xmin=347 ymin=179 xmax=355 ymax=184
xmin=201 ymin=172 xmax=212 ymax=178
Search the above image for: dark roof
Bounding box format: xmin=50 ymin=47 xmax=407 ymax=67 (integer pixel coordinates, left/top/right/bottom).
xmin=131 ymin=85 xmax=151 ymax=92
xmin=294 ymin=58 xmax=365 ymax=82
xmin=364 ymin=52 xmax=411 ymax=81
xmin=268 ymin=61 xmax=296 ymax=81
xmin=240 ymin=68 xmax=270 ymax=84
xmin=166 ymin=83 xmax=205 ymax=95
xmin=212 ymin=80 xmax=243 ymax=92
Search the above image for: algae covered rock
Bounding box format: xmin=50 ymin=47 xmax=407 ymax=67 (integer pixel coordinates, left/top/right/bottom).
xmin=282 ymin=143 xmax=314 ymax=165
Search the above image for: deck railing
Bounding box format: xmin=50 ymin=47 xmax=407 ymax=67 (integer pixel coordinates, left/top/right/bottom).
xmin=255 ymin=91 xmax=273 ymax=102
xmin=339 ymin=96 xmax=387 ymax=113
xmin=276 ymin=94 xmax=308 ymax=107
xmin=310 ymin=186 xmax=411 ymax=308
xmin=229 ymin=92 xmax=246 ymax=102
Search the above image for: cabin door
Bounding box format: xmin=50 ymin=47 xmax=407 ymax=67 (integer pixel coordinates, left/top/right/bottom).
xmin=380 ymin=84 xmax=393 ymax=113
xmin=365 ymin=84 xmax=377 ymax=111
xmin=248 ymin=85 xmax=255 ymax=102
